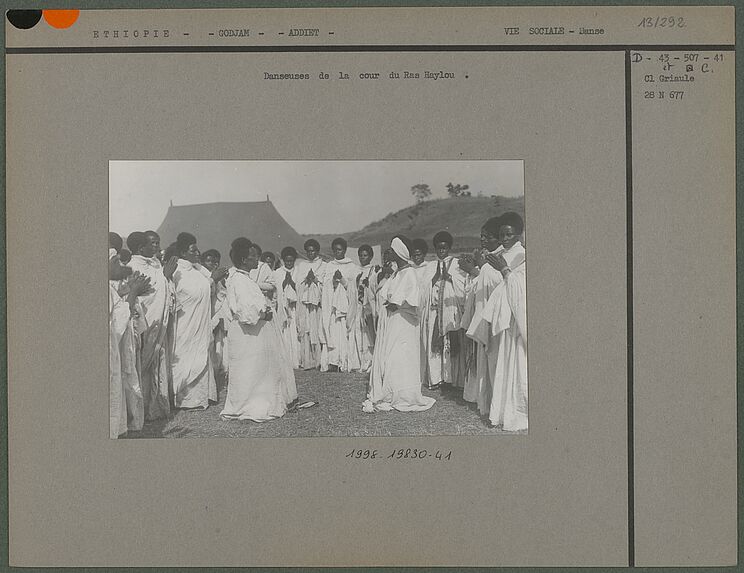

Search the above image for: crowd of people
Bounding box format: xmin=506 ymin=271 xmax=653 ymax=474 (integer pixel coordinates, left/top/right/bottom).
xmin=108 ymin=211 xmax=527 ymax=438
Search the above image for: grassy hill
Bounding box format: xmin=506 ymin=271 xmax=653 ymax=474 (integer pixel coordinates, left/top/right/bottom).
xmin=305 ymin=195 xmax=524 ymax=253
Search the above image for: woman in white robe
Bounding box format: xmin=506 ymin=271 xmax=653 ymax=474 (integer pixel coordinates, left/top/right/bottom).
xmin=126 ymin=231 xmax=177 ymax=421
xmin=410 ymin=238 xmax=436 ymax=386
xmin=321 ymin=238 xmax=361 ymax=372
xmin=373 ymin=248 xmax=397 ymax=322
xmin=108 ymin=248 xmax=150 ymax=438
xmin=348 ymin=244 xmax=378 ymax=373
xmin=170 ymin=232 xmax=218 ymax=410
xmin=273 ymin=246 xmax=303 ymax=369
xmin=368 ymin=249 xmax=397 ymax=368
xmin=364 ymin=236 xmax=436 ymax=413
xmin=463 ymin=217 xmax=507 ymax=413
xmin=249 ymin=253 xmax=277 ymax=305
xmin=219 ymin=237 xmax=253 ymax=378
xmin=296 ymin=239 xmax=328 ymax=370
xmin=456 ymin=255 xmax=481 ymax=403
xmin=221 ymin=239 xmax=298 ymax=422
xmin=483 ymin=213 xmax=528 ymax=431
xmin=202 ymin=249 xmax=229 ymax=384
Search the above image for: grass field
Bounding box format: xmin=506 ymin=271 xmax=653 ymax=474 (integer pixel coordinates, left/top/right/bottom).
xmin=125 ymin=369 xmax=523 ymax=439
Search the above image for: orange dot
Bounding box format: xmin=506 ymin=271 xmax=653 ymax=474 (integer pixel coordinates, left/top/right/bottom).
xmin=43 ymin=9 xmax=79 ymax=29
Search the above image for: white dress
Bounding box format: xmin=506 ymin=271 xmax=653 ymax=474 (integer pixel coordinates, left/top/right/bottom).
xmin=109 ymin=284 xmax=130 ymax=438
xmin=483 ymin=243 xmax=528 ymax=431
xmin=296 ymin=258 xmax=328 ymax=370
xmin=464 ymin=247 xmax=505 ymax=412
xmin=419 ymin=256 xmax=469 ymax=388
xmin=348 ymin=263 xmax=377 ymax=373
xmin=171 ymin=259 xmax=217 ymax=409
xmin=364 ymin=266 xmax=436 ymax=413
xmin=220 ymin=270 xmax=298 ymax=422
xmin=128 ymin=254 xmax=173 ymax=420
xmin=321 ymin=258 xmax=361 ymax=371
xmin=273 ymin=264 xmax=303 ymax=369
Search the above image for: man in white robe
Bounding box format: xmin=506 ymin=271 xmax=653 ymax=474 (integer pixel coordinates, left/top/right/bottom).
xmin=127 ymin=231 xmax=177 ymax=420
xmin=321 ymin=237 xmax=360 ymax=372
xmin=296 ymin=239 xmax=328 ymax=370
xmin=420 ymin=231 xmax=469 ymax=390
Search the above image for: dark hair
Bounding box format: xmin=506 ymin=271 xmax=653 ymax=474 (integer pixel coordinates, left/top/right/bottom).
xmin=432 ymin=231 xmax=453 ymax=248
xmin=331 ymin=237 xmax=347 ymax=250
xmin=499 ymin=211 xmax=524 ymax=235
xmin=119 ymin=249 xmax=132 ymax=264
xmin=109 ymin=232 xmax=123 ymax=252
xmin=411 ymin=238 xmax=428 ymax=255
xmin=176 ymin=232 xmax=197 ymax=255
xmin=144 ymin=230 xmax=160 ymax=240
xmin=262 ymin=251 xmax=276 ymax=262
xmin=231 ymin=236 xmax=249 ymax=249
xmin=229 ymin=237 xmax=248 ymax=264
xmin=482 ymin=216 xmax=502 ymax=237
xmin=202 ymin=249 xmax=221 ymax=261
xmin=358 ymin=244 xmax=373 ymax=257
xmin=126 ymin=231 xmax=147 ymax=254
xmin=163 ymin=242 xmax=179 ymax=262
xmin=281 ymin=246 xmax=298 ymax=260
xmin=304 ymin=238 xmax=320 ymax=251
xmin=230 ymin=238 xmax=253 ymax=267
xmin=252 ymin=243 xmax=263 ymax=256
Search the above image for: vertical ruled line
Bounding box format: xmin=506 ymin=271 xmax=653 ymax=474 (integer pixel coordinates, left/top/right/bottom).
xmin=625 ymin=49 xmax=635 ymax=568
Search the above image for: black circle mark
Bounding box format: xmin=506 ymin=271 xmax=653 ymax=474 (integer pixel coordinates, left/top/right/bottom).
xmin=7 ymin=10 xmax=42 ymax=30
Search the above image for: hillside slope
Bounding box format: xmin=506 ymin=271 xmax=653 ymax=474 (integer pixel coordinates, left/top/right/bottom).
xmin=306 ymin=195 xmax=524 ymax=252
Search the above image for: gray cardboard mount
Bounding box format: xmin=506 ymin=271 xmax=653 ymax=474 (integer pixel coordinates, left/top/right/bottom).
xmin=4 ymin=4 xmax=737 ymax=568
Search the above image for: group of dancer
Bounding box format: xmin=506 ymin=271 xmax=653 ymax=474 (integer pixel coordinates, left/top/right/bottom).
xmin=108 ymin=210 xmax=527 ymax=438
xmin=359 ymin=211 xmax=527 ymax=432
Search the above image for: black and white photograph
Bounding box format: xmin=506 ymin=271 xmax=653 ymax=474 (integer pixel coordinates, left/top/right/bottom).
xmin=8 ymin=4 xmax=736 ymax=568
xmin=109 ymin=160 xmax=527 ymax=438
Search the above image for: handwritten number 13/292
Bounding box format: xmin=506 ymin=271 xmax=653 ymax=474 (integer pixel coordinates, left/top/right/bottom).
xmin=637 ymin=16 xmax=686 ymax=28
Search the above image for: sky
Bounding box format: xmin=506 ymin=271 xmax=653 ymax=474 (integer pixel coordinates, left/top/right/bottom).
xmin=109 ymin=160 xmax=524 ymax=236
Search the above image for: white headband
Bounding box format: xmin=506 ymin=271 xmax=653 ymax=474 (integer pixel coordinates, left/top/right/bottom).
xmin=109 ymin=248 xmax=118 ymax=260
xmin=391 ymin=237 xmax=412 ymax=264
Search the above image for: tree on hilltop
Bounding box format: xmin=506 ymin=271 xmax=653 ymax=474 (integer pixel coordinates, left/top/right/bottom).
xmin=446 ymin=182 xmax=471 ymax=197
xmin=411 ymin=183 xmax=432 ymax=203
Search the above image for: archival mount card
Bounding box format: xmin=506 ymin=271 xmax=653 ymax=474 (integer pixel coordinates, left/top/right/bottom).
xmin=5 ymin=5 xmax=736 ymax=567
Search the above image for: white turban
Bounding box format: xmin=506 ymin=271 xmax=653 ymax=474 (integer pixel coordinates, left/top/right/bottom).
xmin=109 ymin=248 xmax=118 ymax=260
xmin=391 ymin=237 xmax=412 ymax=264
